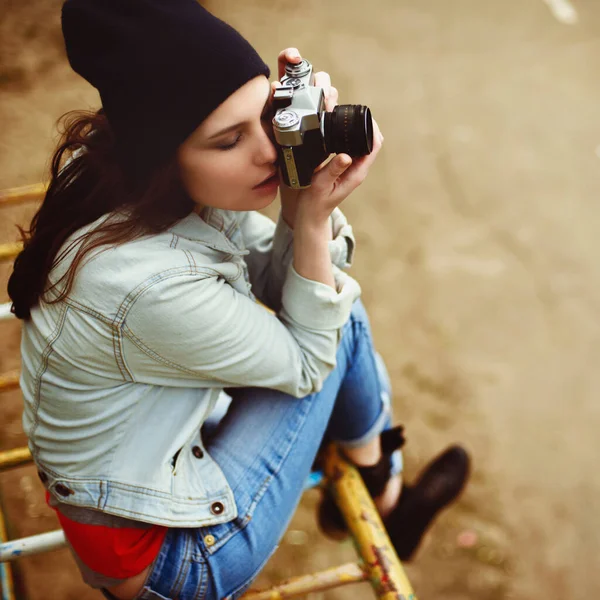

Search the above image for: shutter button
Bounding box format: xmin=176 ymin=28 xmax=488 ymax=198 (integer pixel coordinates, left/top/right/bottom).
xmin=210 ymin=501 xmax=225 ymax=515
xmin=192 ymin=446 xmax=204 ymax=459
xmin=55 ymin=483 xmax=74 ymax=497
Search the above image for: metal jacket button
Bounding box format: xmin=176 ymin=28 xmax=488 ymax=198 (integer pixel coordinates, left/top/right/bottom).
xmin=55 ymin=483 xmax=74 ymax=497
xmin=210 ymin=501 xmax=224 ymax=515
xmin=192 ymin=446 xmax=204 ymax=459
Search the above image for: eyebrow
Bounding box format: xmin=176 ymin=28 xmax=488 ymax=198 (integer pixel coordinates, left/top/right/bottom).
xmin=207 ymin=92 xmax=271 ymax=141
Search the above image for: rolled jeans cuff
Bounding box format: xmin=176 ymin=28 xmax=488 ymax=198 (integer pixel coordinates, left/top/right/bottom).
xmin=335 ymin=404 xmax=390 ymax=450
xmin=334 ymin=404 xmax=404 ymax=477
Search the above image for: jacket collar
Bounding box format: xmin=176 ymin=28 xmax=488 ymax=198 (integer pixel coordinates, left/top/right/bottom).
xmin=169 ymin=209 xmax=247 ymax=255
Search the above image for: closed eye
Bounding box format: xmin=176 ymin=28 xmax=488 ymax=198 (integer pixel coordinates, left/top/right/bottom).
xmin=217 ymin=97 xmax=273 ymax=151
xmin=218 ymin=134 xmax=242 ymax=151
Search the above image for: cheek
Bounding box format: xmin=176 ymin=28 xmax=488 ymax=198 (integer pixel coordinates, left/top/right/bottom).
xmin=180 ymin=152 xmax=250 ymax=206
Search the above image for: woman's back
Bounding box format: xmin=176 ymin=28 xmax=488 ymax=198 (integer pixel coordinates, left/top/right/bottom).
xmin=20 ymin=209 xmax=251 ymax=526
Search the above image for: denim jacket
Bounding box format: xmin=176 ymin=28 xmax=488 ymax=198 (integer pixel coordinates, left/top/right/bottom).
xmin=20 ymin=207 xmax=360 ymax=527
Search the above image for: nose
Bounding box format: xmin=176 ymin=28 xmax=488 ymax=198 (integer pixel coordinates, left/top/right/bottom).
xmin=255 ymin=122 xmax=278 ymax=165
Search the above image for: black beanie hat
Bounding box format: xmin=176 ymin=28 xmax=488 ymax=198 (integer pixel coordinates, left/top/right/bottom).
xmin=61 ymin=0 xmax=270 ymax=183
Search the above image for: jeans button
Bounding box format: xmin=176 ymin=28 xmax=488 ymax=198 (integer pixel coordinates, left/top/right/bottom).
xmin=55 ymin=483 xmax=74 ymax=497
xmin=204 ymin=534 xmax=216 ymax=547
xmin=210 ymin=501 xmax=224 ymax=515
xmin=192 ymin=446 xmax=204 ymax=459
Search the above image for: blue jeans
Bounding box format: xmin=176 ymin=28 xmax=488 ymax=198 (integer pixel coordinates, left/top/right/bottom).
xmin=103 ymin=299 xmax=401 ymax=600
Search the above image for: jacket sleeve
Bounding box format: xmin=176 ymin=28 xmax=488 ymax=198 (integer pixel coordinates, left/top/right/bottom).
xmin=122 ymin=264 xmax=361 ymax=398
xmin=238 ymin=208 xmax=356 ymax=311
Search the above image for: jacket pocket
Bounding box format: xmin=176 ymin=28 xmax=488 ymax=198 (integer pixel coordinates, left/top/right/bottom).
xmin=171 ymin=448 xmax=183 ymax=475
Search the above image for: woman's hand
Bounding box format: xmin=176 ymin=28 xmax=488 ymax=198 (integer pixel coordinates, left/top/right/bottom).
xmin=296 ymin=118 xmax=383 ymax=224
xmin=271 ymin=48 xmax=383 ymax=228
xmin=271 ymin=48 xmax=383 ymax=288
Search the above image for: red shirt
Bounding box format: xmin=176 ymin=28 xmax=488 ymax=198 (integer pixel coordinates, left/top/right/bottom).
xmin=46 ymin=491 xmax=167 ymax=578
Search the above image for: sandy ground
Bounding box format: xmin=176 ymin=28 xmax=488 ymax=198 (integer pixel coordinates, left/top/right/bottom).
xmin=1 ymin=0 xmax=600 ymax=598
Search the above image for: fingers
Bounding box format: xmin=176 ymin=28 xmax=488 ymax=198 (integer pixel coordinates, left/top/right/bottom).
xmin=313 ymin=71 xmax=331 ymax=89
xmin=270 ymin=79 xmax=280 ymax=97
xmin=325 ymin=86 xmax=339 ymax=112
xmin=330 ymin=154 xmax=353 ymax=177
xmin=277 ymin=47 xmax=302 ymax=80
xmin=372 ymin=117 xmax=384 ymax=146
xmin=366 ymin=118 xmax=383 ymax=156
xmin=314 ymin=71 xmax=338 ymax=111
xmin=312 ymin=115 xmax=384 ymax=195
xmin=310 ymin=154 xmax=353 ymax=193
xmin=332 ymin=119 xmax=384 ymax=196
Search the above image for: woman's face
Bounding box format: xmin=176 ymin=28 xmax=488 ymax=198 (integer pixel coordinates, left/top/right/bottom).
xmin=177 ymin=75 xmax=280 ymax=212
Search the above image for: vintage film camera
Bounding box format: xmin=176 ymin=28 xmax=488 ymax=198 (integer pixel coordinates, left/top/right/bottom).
xmin=271 ymin=59 xmax=374 ymax=189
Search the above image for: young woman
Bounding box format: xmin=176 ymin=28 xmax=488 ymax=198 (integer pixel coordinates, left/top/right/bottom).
xmin=8 ymin=1 xmax=470 ymax=598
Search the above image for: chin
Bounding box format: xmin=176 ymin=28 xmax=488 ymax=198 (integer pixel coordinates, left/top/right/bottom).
xmin=236 ymin=186 xmax=279 ymax=211
xmin=204 ymin=185 xmax=280 ymax=212
xmin=253 ymin=189 xmax=279 ymax=210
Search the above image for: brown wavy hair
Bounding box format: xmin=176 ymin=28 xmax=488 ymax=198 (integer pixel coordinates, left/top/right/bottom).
xmin=7 ymin=109 xmax=194 ymax=320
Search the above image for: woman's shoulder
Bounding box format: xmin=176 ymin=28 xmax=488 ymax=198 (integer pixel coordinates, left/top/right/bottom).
xmin=53 ymin=212 xmax=228 ymax=314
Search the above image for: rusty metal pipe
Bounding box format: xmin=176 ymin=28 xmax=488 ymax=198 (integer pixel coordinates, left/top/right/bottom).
xmin=0 ymin=371 xmax=19 ymax=393
xmin=0 ymin=530 xmax=66 ymax=563
xmin=0 ymin=506 xmax=16 ymax=599
xmin=0 ymin=448 xmax=32 ymax=472
xmin=323 ymin=444 xmax=417 ymax=600
xmin=0 ymin=304 xmax=15 ymax=322
xmin=241 ymin=562 xmax=367 ymax=600
xmin=0 ymin=243 xmax=22 ymax=262
xmin=0 ymin=184 xmax=46 ymax=208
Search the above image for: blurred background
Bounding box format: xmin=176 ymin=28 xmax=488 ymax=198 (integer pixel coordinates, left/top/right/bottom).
xmin=1 ymin=0 xmax=600 ymax=598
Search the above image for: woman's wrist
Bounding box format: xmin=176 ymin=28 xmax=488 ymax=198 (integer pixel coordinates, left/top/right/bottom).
xmin=293 ymin=211 xmax=335 ymax=289
xmin=281 ymin=181 xmax=338 ymax=241
xmin=294 ymin=199 xmax=333 ymax=234
xmin=279 ymin=185 xmax=300 ymax=229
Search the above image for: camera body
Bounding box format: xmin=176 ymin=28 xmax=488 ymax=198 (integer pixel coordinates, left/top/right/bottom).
xmin=271 ymin=59 xmax=373 ymax=189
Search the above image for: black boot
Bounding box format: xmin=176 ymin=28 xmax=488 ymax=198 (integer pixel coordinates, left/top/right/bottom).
xmin=317 ymin=429 xmax=471 ymax=561
xmin=384 ymin=445 xmax=470 ymax=560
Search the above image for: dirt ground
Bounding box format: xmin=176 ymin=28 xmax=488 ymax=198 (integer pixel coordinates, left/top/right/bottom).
xmin=1 ymin=0 xmax=600 ymax=598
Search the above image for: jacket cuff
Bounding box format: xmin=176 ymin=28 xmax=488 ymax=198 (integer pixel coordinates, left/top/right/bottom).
xmin=280 ymin=265 xmax=361 ymax=330
xmin=328 ymin=208 xmax=355 ymax=268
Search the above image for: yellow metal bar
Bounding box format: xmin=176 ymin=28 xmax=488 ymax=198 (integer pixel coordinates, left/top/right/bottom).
xmin=0 ymin=372 xmax=19 ymax=393
xmin=0 ymin=448 xmax=32 ymax=472
xmin=0 ymin=243 xmax=22 ymax=262
xmin=323 ymin=444 xmax=417 ymax=600
xmin=0 ymin=184 xmax=46 ymax=208
xmin=242 ymin=562 xmax=367 ymax=600
xmin=0 ymin=505 xmax=16 ymax=600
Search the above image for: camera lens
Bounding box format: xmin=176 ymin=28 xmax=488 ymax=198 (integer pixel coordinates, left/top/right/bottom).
xmin=323 ymin=105 xmax=373 ymax=157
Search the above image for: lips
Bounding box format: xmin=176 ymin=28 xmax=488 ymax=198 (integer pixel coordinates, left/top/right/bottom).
xmin=253 ymin=170 xmax=278 ymax=188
